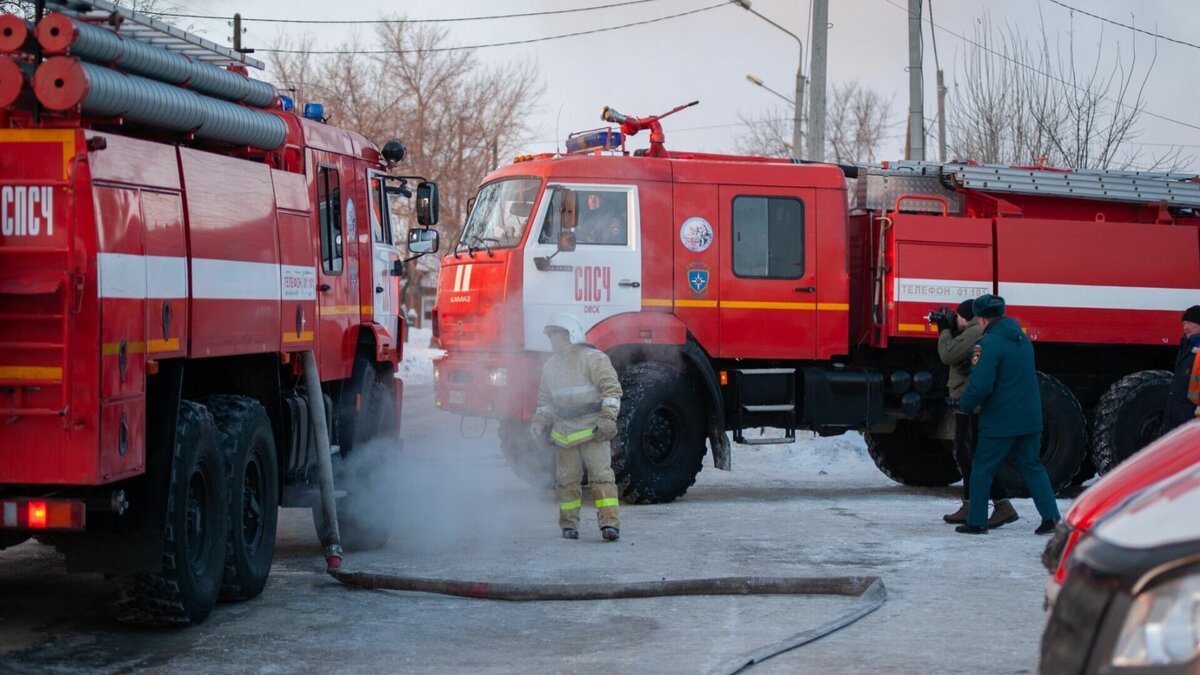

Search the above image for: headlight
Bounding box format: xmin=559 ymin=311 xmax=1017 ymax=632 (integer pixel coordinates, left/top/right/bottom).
xmin=487 ymin=367 xmax=508 ymax=387
xmin=1112 ymin=573 xmax=1200 ymax=667
xmin=433 ymin=366 xmax=440 ymax=384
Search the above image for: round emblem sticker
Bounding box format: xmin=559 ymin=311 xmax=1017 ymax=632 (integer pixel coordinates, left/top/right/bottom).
xmin=680 ymin=217 xmax=713 ymax=253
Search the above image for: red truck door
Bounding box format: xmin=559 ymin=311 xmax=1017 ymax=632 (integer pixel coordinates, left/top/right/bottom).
xmin=716 ymin=185 xmax=818 ymax=360
xmin=312 ymin=155 xmax=358 ymax=380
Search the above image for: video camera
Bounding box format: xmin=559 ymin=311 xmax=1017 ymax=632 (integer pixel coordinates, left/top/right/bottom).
xmin=925 ymin=304 xmax=958 ymax=333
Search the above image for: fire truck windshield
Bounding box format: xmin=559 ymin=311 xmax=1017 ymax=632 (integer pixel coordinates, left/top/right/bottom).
xmin=458 ymin=177 xmax=541 ymax=252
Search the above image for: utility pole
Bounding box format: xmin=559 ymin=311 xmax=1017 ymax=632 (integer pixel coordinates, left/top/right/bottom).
xmin=905 ymin=0 xmax=925 ymax=160
xmin=807 ymin=0 xmax=828 ymax=162
xmin=936 ymin=69 xmax=946 ymax=161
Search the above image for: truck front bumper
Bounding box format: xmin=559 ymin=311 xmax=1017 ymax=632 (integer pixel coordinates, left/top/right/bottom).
xmin=433 ymin=351 xmax=545 ymax=419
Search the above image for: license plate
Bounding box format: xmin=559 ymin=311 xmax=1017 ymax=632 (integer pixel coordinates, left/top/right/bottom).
xmin=448 ymin=390 xmax=465 ymax=405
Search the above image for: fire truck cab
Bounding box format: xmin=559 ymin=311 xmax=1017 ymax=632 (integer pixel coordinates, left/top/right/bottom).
xmin=434 ymin=107 xmax=1200 ymax=505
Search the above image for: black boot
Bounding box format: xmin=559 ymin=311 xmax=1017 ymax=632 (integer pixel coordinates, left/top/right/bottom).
xmin=601 ymin=526 xmax=619 ymax=542
xmin=955 ymin=524 xmax=988 ymax=535
xmin=1035 ymin=518 xmax=1060 ymax=535
xmin=562 ymin=528 xmax=579 ymax=540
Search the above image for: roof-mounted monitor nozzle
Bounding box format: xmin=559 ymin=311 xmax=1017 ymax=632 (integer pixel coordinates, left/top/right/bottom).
xmin=600 ymin=100 xmax=698 ymax=159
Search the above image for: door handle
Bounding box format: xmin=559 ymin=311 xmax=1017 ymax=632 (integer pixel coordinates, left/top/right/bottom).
xmin=794 ymin=286 xmax=816 ymax=293
xmin=375 ymin=285 xmax=384 ymax=293
xmin=619 ymin=280 xmax=641 ymax=288
xmin=320 ymin=283 xmax=331 ymax=292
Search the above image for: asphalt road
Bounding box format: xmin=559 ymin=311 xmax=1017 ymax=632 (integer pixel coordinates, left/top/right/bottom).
xmin=0 ymin=384 xmax=1061 ymax=674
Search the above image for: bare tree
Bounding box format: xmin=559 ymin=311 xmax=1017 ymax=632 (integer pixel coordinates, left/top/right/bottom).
xmin=738 ymin=83 xmax=895 ymax=163
xmin=269 ymin=20 xmax=542 ymax=313
xmin=827 ymin=81 xmax=895 ymax=164
xmin=734 ymin=107 xmax=794 ymax=159
xmin=948 ymin=12 xmax=1188 ymax=170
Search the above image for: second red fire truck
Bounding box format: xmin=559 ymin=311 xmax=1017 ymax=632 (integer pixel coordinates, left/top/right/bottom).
xmin=433 ymin=103 xmax=1200 ymax=504
xmin=0 ymin=1 xmax=439 ymax=625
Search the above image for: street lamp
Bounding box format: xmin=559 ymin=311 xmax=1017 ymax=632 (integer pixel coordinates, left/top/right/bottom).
xmin=730 ymin=0 xmax=804 ymax=161
xmin=745 ymin=74 xmax=794 ymax=105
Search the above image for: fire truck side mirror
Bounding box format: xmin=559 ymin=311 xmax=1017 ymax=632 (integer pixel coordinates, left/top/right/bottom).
xmin=557 ymin=228 xmax=577 ymax=253
xmin=416 ymin=182 xmax=440 ymax=226
xmin=560 ymin=188 xmax=577 ymax=229
xmin=407 ymin=228 xmax=440 ymax=255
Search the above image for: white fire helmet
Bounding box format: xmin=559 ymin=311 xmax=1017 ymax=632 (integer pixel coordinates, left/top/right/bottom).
xmin=544 ymin=313 xmax=586 ymax=344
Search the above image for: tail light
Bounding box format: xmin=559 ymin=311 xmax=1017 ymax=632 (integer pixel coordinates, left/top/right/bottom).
xmin=1 ymin=498 xmax=85 ymax=530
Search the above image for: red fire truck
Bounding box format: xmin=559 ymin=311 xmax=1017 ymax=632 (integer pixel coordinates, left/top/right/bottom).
xmin=0 ymin=1 xmax=439 ymax=625
xmin=432 ymin=103 xmax=1200 ymax=505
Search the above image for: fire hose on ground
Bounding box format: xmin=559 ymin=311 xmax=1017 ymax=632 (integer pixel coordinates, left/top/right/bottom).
xmin=328 ymin=568 xmax=886 ymax=674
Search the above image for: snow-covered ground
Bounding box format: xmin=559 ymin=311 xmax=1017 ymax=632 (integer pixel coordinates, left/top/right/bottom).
xmin=396 ymin=326 xmax=443 ymax=385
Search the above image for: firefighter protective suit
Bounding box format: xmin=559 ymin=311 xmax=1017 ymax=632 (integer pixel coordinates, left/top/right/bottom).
xmin=533 ymin=314 xmax=622 ymax=535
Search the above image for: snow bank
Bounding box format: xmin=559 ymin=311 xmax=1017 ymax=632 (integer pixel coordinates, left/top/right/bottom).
xmin=396 ymin=326 xmax=443 ymax=385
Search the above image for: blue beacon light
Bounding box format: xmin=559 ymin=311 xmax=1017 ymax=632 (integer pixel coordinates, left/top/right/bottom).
xmin=303 ymin=102 xmax=325 ymax=121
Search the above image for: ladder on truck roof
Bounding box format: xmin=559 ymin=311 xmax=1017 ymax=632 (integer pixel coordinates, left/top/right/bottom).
xmin=861 ymin=160 xmax=1200 ymax=210
xmin=32 ymin=0 xmax=265 ymax=70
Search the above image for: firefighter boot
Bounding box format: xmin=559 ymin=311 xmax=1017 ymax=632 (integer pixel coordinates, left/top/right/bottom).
xmin=601 ymin=526 xmax=619 ymax=542
xmin=943 ymin=500 xmax=969 ymax=524
xmin=562 ymin=528 xmax=579 ymax=540
xmin=987 ymin=499 xmax=1019 ymax=529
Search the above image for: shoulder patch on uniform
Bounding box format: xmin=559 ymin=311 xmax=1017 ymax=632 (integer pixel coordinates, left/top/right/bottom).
xmin=970 ymin=344 xmax=982 ymax=366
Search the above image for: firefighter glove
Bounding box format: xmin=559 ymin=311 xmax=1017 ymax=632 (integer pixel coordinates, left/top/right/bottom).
xmin=530 ymin=422 xmax=549 ymax=445
xmin=596 ymin=417 xmax=618 ymax=442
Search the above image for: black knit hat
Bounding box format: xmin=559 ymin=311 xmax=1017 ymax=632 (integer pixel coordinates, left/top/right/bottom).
xmin=1184 ymin=305 xmax=1200 ymax=324
xmin=973 ymin=294 xmax=1006 ymax=319
xmin=956 ymin=299 xmax=975 ymax=321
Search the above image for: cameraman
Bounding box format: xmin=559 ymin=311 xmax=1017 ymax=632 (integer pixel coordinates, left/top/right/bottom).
xmin=935 ymin=299 xmax=1018 ymax=528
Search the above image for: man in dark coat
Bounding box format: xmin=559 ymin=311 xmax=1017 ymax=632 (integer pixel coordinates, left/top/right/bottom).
xmin=955 ymin=295 xmax=1061 ymax=535
xmin=1161 ymin=305 xmax=1200 ymax=434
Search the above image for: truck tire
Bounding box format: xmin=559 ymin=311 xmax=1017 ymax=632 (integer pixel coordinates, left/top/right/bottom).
xmin=498 ymin=418 xmax=555 ymax=489
xmin=115 ymin=400 xmax=228 ymax=626
xmin=995 ymin=372 xmax=1086 ymax=498
xmin=313 ymin=377 xmax=398 ymax=551
xmin=612 ymin=363 xmax=706 ymax=504
xmin=1090 ymin=370 xmax=1171 ymax=475
xmin=865 ymin=422 xmax=960 ymax=487
xmin=202 ymin=395 xmax=279 ymax=603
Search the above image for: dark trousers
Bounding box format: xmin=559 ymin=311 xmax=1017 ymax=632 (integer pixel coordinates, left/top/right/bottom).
xmin=952 ymin=412 xmax=1006 ymax=502
xmin=967 ymin=432 xmax=1062 ymax=528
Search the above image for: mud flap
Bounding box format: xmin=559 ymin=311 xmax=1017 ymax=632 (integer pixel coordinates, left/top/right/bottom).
xmin=709 ymin=421 xmax=731 ymax=471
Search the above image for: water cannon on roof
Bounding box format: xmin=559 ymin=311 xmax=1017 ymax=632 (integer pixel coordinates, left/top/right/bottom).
xmin=600 ymin=100 xmax=698 ymax=158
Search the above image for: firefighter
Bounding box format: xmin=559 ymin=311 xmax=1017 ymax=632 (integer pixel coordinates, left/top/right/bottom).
xmin=579 ymin=192 xmax=624 ymax=244
xmin=954 ymin=295 xmax=1061 ymax=536
xmin=936 ymin=299 xmax=1018 ymax=528
xmin=1161 ymin=305 xmax=1200 ymax=434
xmin=531 ymin=314 xmax=622 ymax=541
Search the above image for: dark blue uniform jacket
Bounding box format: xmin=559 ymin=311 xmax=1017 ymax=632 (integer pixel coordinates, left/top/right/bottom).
xmin=958 ymin=316 xmax=1043 ymax=437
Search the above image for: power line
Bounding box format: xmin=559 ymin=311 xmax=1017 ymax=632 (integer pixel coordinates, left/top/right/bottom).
xmin=153 ymin=0 xmax=669 ymax=25
xmin=1044 ymin=0 xmax=1200 ymax=52
xmin=878 ymin=0 xmax=1200 ymax=133
xmin=258 ymin=3 xmax=729 ymax=55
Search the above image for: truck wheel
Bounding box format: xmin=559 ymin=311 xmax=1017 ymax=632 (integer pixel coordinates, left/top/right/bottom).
xmin=202 ymin=395 xmax=279 ymax=603
xmin=996 ymin=372 xmax=1086 ymax=497
xmin=612 ymin=363 xmax=706 ymax=504
xmin=115 ymin=400 xmax=228 ymax=626
xmin=865 ymin=422 xmax=960 ymax=486
xmin=1090 ymin=370 xmax=1171 ymax=475
xmin=498 ymin=418 xmax=555 ymax=489
xmin=314 ymin=378 xmax=398 ymax=551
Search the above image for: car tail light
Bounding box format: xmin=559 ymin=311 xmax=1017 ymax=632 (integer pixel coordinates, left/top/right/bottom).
xmin=1 ymin=498 xmax=85 ymax=530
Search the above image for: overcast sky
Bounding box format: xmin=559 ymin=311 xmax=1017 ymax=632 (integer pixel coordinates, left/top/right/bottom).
xmin=177 ymin=0 xmax=1200 ymax=171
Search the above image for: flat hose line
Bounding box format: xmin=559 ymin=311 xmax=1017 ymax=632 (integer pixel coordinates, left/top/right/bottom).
xmin=329 ymin=569 xmax=887 ymax=674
